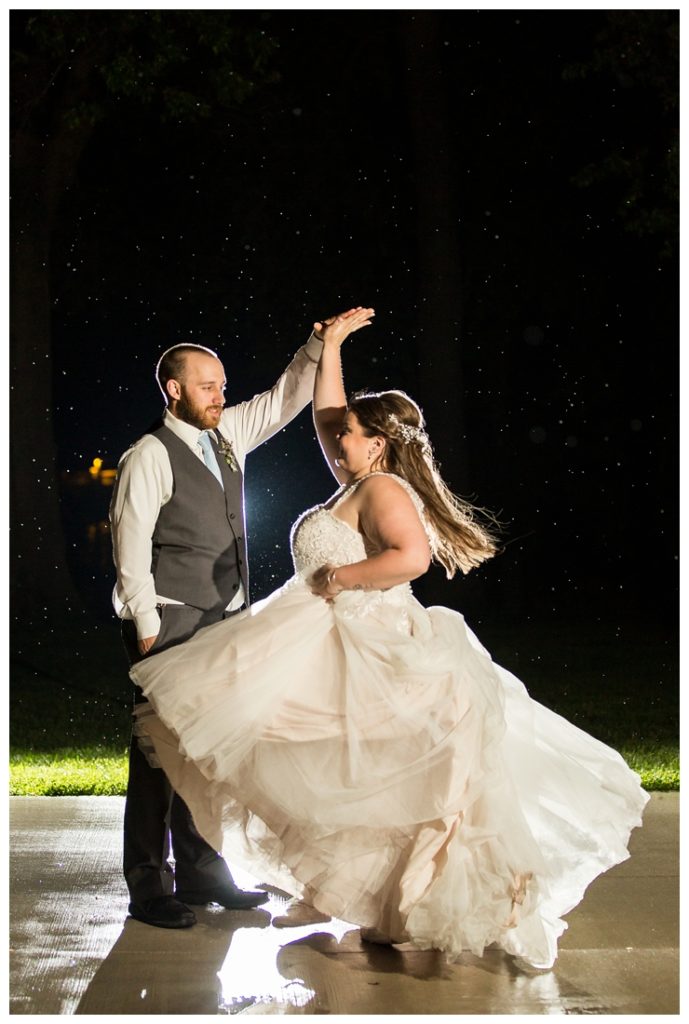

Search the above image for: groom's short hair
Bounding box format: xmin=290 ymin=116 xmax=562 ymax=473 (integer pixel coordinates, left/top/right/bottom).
xmin=156 ymin=343 xmax=219 ymax=397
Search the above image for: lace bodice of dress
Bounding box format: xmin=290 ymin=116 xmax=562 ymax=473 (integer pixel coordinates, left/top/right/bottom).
xmin=290 ymin=500 xmax=366 ymax=579
xmin=290 ymin=472 xmax=428 ymax=581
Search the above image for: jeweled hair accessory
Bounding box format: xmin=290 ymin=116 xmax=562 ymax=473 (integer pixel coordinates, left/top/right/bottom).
xmin=387 ymin=413 xmax=432 ymax=454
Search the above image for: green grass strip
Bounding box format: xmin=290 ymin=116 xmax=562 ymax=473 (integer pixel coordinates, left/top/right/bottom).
xmin=9 ymin=743 xmax=678 ymax=796
xmin=619 ymin=744 xmax=679 ymax=793
xmin=10 ymin=748 xmax=129 ymax=796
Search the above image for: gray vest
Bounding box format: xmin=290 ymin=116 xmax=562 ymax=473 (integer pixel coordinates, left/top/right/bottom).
xmin=150 ymin=424 xmax=249 ymax=612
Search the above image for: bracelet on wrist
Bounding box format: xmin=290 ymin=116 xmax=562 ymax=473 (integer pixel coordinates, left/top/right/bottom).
xmin=327 ymin=569 xmax=343 ymax=592
xmin=327 ymin=569 xmax=370 ymax=593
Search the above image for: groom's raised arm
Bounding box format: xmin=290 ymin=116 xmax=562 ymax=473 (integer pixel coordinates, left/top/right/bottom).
xmin=220 ymin=332 xmax=323 ymax=463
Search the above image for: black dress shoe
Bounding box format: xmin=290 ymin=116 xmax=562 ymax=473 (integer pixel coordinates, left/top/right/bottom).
xmin=175 ymin=885 xmax=270 ymax=910
xmin=128 ymin=895 xmax=196 ymax=929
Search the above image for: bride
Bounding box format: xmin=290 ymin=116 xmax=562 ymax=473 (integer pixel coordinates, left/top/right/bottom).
xmin=130 ymin=307 xmax=648 ymax=970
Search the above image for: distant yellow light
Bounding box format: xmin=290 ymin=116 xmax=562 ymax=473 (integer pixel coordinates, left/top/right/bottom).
xmin=89 ymin=457 xmax=104 ymax=478
xmin=100 ymin=468 xmax=117 ymax=486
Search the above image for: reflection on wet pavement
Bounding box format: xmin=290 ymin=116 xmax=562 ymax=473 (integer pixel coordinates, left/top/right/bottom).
xmin=10 ymin=796 xmax=679 ymax=1015
xmin=216 ymin=909 xmax=356 ymax=1013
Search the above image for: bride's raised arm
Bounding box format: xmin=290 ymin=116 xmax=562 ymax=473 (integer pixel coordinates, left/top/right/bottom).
xmin=312 ymin=306 xmax=375 ymax=482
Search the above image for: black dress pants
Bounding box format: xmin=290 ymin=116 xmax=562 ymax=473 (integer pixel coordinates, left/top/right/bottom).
xmin=122 ymin=604 xmax=237 ymax=902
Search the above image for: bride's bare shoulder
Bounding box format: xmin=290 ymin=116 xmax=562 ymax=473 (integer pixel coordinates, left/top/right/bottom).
xmin=355 ymin=473 xmax=418 ymax=508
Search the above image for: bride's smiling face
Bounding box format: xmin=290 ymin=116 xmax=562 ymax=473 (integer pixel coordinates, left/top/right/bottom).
xmin=335 ymin=411 xmax=384 ymax=479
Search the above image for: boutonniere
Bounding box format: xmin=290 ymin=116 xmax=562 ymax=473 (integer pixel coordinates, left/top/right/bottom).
xmin=217 ymin=434 xmax=239 ymax=472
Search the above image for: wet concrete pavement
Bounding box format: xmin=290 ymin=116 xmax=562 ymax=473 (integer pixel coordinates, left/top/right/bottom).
xmin=9 ymin=793 xmax=679 ymax=1015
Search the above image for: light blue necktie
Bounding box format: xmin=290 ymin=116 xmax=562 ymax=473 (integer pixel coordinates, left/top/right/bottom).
xmin=198 ymin=432 xmax=224 ymax=490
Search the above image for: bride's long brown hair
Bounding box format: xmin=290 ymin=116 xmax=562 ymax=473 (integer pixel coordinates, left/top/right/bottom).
xmin=348 ymin=389 xmax=498 ymax=576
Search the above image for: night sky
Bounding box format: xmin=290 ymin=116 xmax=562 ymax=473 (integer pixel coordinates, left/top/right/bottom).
xmin=12 ymin=8 xmax=678 ymax=635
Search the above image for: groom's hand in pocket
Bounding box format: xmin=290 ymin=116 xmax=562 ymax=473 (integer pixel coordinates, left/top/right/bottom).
xmin=138 ymin=635 xmax=159 ymax=656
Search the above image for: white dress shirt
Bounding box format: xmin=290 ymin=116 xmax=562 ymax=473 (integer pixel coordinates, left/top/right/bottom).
xmin=110 ymin=332 xmax=323 ymax=640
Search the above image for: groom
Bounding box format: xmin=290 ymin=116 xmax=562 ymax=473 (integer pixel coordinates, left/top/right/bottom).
xmin=110 ymin=326 xmax=324 ymax=928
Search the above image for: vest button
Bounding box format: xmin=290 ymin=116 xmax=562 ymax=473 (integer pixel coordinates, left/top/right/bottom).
xmin=230 ymin=513 xmax=236 ymax=519
xmin=232 ymin=583 xmax=238 ymax=590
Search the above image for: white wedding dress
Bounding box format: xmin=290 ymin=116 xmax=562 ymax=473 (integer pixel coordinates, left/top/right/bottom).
xmin=130 ymin=473 xmax=648 ymax=969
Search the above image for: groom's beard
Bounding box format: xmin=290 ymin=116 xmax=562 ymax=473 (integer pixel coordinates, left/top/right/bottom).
xmin=175 ymin=394 xmax=223 ymax=431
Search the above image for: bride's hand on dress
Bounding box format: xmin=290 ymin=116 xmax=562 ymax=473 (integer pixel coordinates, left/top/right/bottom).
xmin=309 ymin=564 xmax=344 ymax=602
xmin=313 ymin=306 xmax=375 ymax=347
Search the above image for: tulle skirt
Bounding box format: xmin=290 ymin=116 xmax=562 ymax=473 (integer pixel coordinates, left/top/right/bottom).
xmin=130 ymin=577 xmax=648 ymax=969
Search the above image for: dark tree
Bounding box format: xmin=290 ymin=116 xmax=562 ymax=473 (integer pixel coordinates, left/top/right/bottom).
xmin=10 ymin=10 xmax=278 ymax=617
xmin=564 ymin=10 xmax=678 ymax=258
xmin=397 ymin=12 xmax=468 ymax=479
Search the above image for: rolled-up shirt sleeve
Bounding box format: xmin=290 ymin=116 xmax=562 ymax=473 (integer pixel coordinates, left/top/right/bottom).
xmin=224 ymin=332 xmax=323 ymax=461
xmin=109 ymin=438 xmax=172 ymax=640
